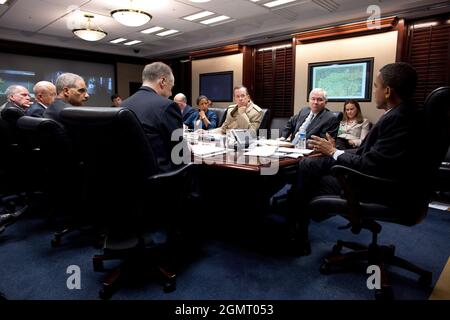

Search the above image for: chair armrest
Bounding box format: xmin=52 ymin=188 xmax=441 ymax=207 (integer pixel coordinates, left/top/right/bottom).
xmin=331 ymin=165 xmax=397 ymax=185
xmin=147 ymin=163 xmax=195 ymax=182
xmin=330 ymin=165 xmax=399 ymax=230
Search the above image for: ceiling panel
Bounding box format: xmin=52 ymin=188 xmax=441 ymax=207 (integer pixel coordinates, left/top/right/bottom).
xmin=0 ymin=0 xmax=448 ymax=58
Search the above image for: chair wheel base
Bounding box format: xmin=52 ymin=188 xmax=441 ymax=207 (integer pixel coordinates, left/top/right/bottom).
xmin=163 ymin=279 xmax=176 ymax=293
xmin=332 ymin=244 xmax=341 ymax=254
xmin=375 ymin=287 xmax=394 ymax=300
xmin=51 ymin=237 xmax=61 ymax=247
xmin=320 ymin=262 xmax=332 ymax=275
xmin=93 ymin=258 xmax=104 ymax=272
xmin=99 ymin=287 xmax=113 ymax=300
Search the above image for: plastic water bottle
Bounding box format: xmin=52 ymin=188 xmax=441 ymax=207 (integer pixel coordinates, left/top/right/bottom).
xmin=296 ymin=128 xmax=306 ymax=149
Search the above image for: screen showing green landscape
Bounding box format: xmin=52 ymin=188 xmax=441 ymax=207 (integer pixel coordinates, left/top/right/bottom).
xmin=311 ymin=61 xmax=369 ymax=100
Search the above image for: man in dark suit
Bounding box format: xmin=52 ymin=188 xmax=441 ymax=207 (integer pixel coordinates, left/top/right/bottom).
xmin=280 ymin=88 xmax=339 ymax=142
xmin=174 ymin=93 xmax=194 ymax=123
xmin=43 ymin=73 xmax=89 ymax=122
xmin=121 ymin=62 xmax=182 ymax=173
xmin=110 ymin=94 xmax=122 ymax=108
xmin=26 ymin=81 xmax=57 ymax=117
xmin=287 ymin=62 xmax=419 ymax=256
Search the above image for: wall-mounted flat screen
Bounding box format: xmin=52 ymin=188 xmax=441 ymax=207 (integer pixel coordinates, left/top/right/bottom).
xmin=199 ymin=71 xmax=233 ymax=102
xmin=308 ymin=58 xmax=374 ymax=102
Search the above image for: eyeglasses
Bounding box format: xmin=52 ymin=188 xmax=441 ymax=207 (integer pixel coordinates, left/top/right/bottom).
xmin=69 ymin=87 xmax=87 ymax=93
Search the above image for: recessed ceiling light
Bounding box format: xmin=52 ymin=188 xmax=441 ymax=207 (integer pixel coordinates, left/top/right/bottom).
xmin=200 ymin=15 xmax=230 ymax=25
xmin=264 ymin=0 xmax=296 ymax=8
xmin=156 ymin=29 xmax=179 ymax=37
xmin=188 ymin=0 xmax=211 ymax=3
xmin=0 ymin=0 xmax=8 ymax=4
xmin=140 ymin=26 xmax=164 ymax=34
xmin=183 ymin=11 xmax=214 ymax=21
xmin=124 ymin=40 xmax=142 ymax=46
xmin=110 ymin=38 xmax=127 ymax=44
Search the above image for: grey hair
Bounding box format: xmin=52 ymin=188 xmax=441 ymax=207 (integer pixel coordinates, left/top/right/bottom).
xmin=174 ymin=93 xmax=187 ymax=103
xmin=309 ymin=88 xmax=328 ymax=101
xmin=142 ymin=62 xmax=174 ymax=83
xmin=55 ymin=73 xmax=84 ymax=94
xmin=5 ymin=85 xmax=27 ymax=101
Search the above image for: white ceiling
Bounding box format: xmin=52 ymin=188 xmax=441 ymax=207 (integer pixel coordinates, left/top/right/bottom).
xmin=0 ymin=0 xmax=448 ymax=59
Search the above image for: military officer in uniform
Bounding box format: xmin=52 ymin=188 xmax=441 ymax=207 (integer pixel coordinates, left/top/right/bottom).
xmin=209 ymin=85 xmax=263 ymax=136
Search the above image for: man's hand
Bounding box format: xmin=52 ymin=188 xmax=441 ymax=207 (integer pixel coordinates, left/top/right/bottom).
xmin=238 ymin=106 xmax=247 ymax=114
xmin=309 ymin=133 xmax=336 ymax=156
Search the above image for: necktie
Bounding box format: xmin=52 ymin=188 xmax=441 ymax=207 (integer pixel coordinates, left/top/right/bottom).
xmin=292 ymin=112 xmax=314 ymax=145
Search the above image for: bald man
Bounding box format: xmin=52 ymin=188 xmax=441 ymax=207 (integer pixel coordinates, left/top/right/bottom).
xmin=173 ymin=93 xmax=194 ymax=122
xmin=26 ymin=81 xmax=57 ymax=117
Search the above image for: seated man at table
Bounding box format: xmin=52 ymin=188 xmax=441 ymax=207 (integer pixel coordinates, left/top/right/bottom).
xmin=286 ymin=62 xmax=420 ymax=256
xmin=279 ymin=88 xmax=339 ymax=144
xmin=208 ymin=85 xmax=263 ymax=137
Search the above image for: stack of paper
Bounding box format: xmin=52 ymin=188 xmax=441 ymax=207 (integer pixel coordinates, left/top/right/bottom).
xmin=191 ymin=144 xmax=226 ymax=157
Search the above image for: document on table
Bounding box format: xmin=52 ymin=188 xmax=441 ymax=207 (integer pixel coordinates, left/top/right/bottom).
xmin=277 ymin=147 xmax=313 ymax=155
xmin=244 ymin=145 xmax=278 ymax=157
xmin=191 ymin=144 xmax=227 ymax=157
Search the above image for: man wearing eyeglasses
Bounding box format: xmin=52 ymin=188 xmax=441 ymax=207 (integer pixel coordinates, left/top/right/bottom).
xmin=43 ymin=73 xmax=89 ymax=122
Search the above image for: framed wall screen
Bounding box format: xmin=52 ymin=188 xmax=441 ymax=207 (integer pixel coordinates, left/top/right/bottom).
xmin=199 ymin=71 xmax=233 ymax=102
xmin=307 ymin=58 xmax=374 ymax=102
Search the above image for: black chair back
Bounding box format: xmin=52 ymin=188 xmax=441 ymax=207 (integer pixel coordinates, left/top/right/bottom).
xmin=16 ymin=116 xmax=81 ymax=217
xmin=59 ymin=107 xmax=159 ymax=234
xmin=209 ymin=107 xmax=227 ymax=127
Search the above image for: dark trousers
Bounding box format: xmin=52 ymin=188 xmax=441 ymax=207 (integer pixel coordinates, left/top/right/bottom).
xmin=287 ymin=156 xmax=342 ymax=241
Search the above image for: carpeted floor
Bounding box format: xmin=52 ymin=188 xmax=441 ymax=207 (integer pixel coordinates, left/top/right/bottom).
xmin=0 ymin=207 xmax=449 ymax=300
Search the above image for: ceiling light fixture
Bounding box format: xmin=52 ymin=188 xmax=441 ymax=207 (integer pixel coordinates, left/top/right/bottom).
xmin=111 ymin=0 xmax=152 ymax=27
xmin=263 ymin=0 xmax=296 ymax=8
xmin=124 ymin=40 xmax=142 ymax=46
xmin=141 ymin=26 xmax=164 ymax=34
xmin=200 ymin=15 xmax=230 ymax=25
xmin=183 ymin=11 xmax=214 ymax=21
xmin=156 ymin=29 xmax=179 ymax=37
xmin=72 ymin=14 xmax=107 ymax=42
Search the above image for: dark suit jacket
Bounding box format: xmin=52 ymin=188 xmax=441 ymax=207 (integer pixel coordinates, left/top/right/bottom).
xmin=182 ymin=104 xmax=195 ymax=122
xmin=282 ymin=107 xmax=339 ymax=140
xmin=121 ymin=86 xmax=182 ymax=173
xmin=337 ymin=103 xmax=417 ymax=180
xmin=43 ymin=99 xmax=73 ymax=122
xmin=26 ymin=102 xmax=46 ymax=118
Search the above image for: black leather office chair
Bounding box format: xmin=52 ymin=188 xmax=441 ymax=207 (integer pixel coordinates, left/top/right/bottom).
xmin=0 ymin=105 xmax=31 ymax=233
xmin=257 ymin=108 xmax=271 ymax=137
xmin=59 ymin=106 xmax=193 ymax=299
xmin=15 ymin=115 xmax=85 ymax=245
xmin=308 ymin=86 xmax=450 ymax=300
xmin=209 ymin=107 xmax=227 ymax=127
xmin=331 ymin=111 xmax=343 ymax=122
